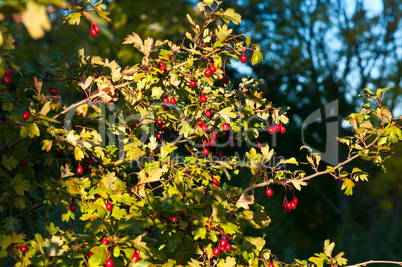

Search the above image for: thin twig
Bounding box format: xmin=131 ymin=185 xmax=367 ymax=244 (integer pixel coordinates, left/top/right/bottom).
xmin=344 ymin=260 xmax=402 ymax=267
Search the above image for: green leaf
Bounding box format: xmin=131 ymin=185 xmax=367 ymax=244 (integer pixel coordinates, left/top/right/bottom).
xmin=27 ymin=122 xmax=40 ymax=138
xmin=242 ymin=236 xmax=265 ymax=254
xmin=40 ymin=101 xmax=51 ymax=115
xmin=215 ymin=24 xmax=233 ymax=41
xmin=2 ymin=155 xmax=18 ymax=171
xmin=290 ymin=179 xmax=307 ymax=191
xmin=323 ymin=239 xmax=335 ymax=257
xmin=89 ymin=246 xmax=107 ymax=267
xmin=192 ymin=227 xmax=206 ymax=240
xmin=2 ymin=216 xmax=18 ymax=231
xmin=341 ymin=179 xmax=355 ymax=196
xmin=65 ymin=12 xmax=81 ymax=25
xmin=251 ymin=50 xmax=263 ymax=65
xmin=279 ymin=157 xmax=298 ymax=166
xmin=309 ymin=257 xmax=324 ymax=267
xmin=41 ymin=139 xmax=53 ymax=152
xmin=221 ymin=8 xmax=242 ymax=25
xmin=242 ymin=210 xmax=271 ymax=229
xmin=219 ymin=107 xmax=237 ymax=123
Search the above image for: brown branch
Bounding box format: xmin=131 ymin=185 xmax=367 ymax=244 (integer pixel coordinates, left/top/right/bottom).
xmin=14 ymin=201 xmax=44 ymax=219
xmin=0 ymin=137 xmax=23 ymax=156
xmin=53 ymin=92 xmax=101 ymax=119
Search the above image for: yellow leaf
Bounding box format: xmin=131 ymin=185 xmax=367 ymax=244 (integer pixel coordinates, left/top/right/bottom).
xmin=2 ymin=34 xmax=15 ymax=50
xmin=22 ymin=1 xmax=52 ymax=39
xmin=74 ymin=147 xmax=84 ymax=161
xmin=77 ymin=104 xmax=88 ymax=117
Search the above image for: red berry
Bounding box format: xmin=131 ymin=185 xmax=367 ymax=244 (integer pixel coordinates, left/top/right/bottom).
xmin=91 ymin=21 xmax=97 ymax=27
xmin=20 ymin=245 xmax=28 ymax=253
xmin=203 ymin=147 xmax=209 ymax=155
xmin=105 ymin=258 xmax=113 ymax=267
xmin=205 ymin=110 xmax=212 ymax=118
xmin=93 ymin=72 xmax=100 ymax=78
xmin=220 ymin=239 xmax=227 ymax=247
xmin=163 ymin=98 xmax=169 ymax=104
xmin=20 ymin=160 xmax=27 ymax=167
xmin=269 ymin=263 xmax=275 ymax=267
xmin=94 ymin=25 xmax=100 ymax=33
xmin=156 ymin=133 xmax=162 ymax=139
xmin=206 ymin=221 xmax=212 ymax=227
xmin=156 ymin=119 xmax=163 ymax=125
xmin=170 ymin=135 xmax=176 ymax=141
xmin=213 ymin=247 xmax=220 ymax=256
xmin=200 ymin=95 xmax=207 ymax=103
xmin=201 ymin=124 xmax=208 ymax=132
xmin=161 ymin=124 xmax=167 ymax=131
xmin=90 ymin=28 xmax=98 ymax=36
xmin=282 ymin=203 xmax=288 ymax=212
xmin=88 ymin=252 xmax=94 ymax=258
xmin=275 ymin=125 xmax=281 ymax=132
xmin=280 ymin=125 xmax=286 ymax=134
xmin=222 ymin=75 xmax=230 ymax=84
xmin=134 ymin=249 xmax=140 ymax=255
xmin=216 ymin=151 xmax=223 ymax=159
xmin=50 ymin=87 xmax=58 ymax=95
xmin=292 ymin=197 xmax=298 ymax=205
xmin=102 ymin=238 xmax=109 ymax=245
xmin=3 ymin=76 xmax=10 ymax=84
xmin=286 ymin=202 xmax=293 ymax=210
xmin=86 ymin=158 xmax=94 ymax=165
xmin=209 ymin=139 xmax=214 ymax=147
xmin=63 ymin=159 xmax=68 ymax=165
xmin=257 ymin=141 xmax=261 ymax=148
xmin=76 ymin=166 xmax=83 ymax=174
xmin=106 ymin=202 xmax=112 ymax=211
xmin=209 ymin=64 xmax=217 ymax=73
xmin=225 ymin=243 xmax=232 ymax=252
xmin=158 ymin=62 xmax=166 ymax=71
xmin=132 ymin=253 xmax=139 ymax=263
xmin=190 ymin=80 xmax=196 ymax=88
xmin=172 ymin=216 xmax=177 ymax=222
xmin=202 ymin=139 xmax=208 ymax=146
xmin=212 ymin=178 xmax=219 ymax=186
xmin=21 ymin=112 xmax=30 ymax=120
xmin=197 ymin=120 xmax=203 ymax=127
xmin=265 ymin=188 xmax=273 ymax=197
xmin=212 ymin=132 xmax=218 ymax=140
xmin=290 ymin=202 xmax=296 ymax=209
xmin=222 ymin=122 xmax=229 ymax=131
xmin=170 ymin=97 xmax=176 ymax=105
xmin=5 ymin=69 xmax=12 ymax=77
xmin=205 ymin=69 xmax=211 ymax=77
xmin=56 ymin=150 xmax=62 ymax=157
xmin=83 ymin=165 xmax=89 ymax=171
xmin=240 ymin=55 xmax=247 ymax=63
xmin=68 ymin=204 xmax=76 ymax=212
xmin=268 ymin=126 xmax=274 ymax=134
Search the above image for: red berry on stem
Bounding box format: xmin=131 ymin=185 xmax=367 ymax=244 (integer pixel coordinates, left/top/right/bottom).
xmin=201 ymin=124 xmax=208 ymax=132
xmin=268 ymin=126 xmax=274 ymax=134
xmin=266 ymin=188 xmax=273 ymax=197
xmin=50 ymin=87 xmax=58 ymax=95
xmin=282 ymin=203 xmax=288 ymax=212
xmin=205 ymin=69 xmax=211 ymax=77
xmin=222 ymin=122 xmax=229 ymax=131
xmin=76 ymin=166 xmax=83 ymax=174
xmin=156 ymin=133 xmax=162 ymax=139
xmin=170 ymin=97 xmax=176 ymax=105
xmin=170 ymin=135 xmax=176 ymax=141
xmin=163 ymin=98 xmax=169 ymax=104
xmin=132 ymin=253 xmax=139 ymax=262
xmin=257 ymin=141 xmax=261 ymax=148
xmin=203 ymin=147 xmax=209 ymax=155
xmin=212 ymin=132 xmax=218 ymax=140
xmin=209 ymin=64 xmax=217 ymax=73
xmin=190 ymin=80 xmax=196 ymax=88
xmin=292 ymin=197 xmax=298 ymax=205
xmin=106 ymin=202 xmax=112 ymax=211
xmin=172 ymin=216 xmax=177 ymax=222
xmin=93 ymin=72 xmax=100 ymax=78
xmin=269 ymin=263 xmax=275 ymax=267
xmin=161 ymin=124 xmax=167 ymax=131
xmin=90 ymin=28 xmax=97 ymax=36
xmin=222 ymin=75 xmax=230 ymax=84
xmin=209 ymin=139 xmax=214 ymax=147
xmin=225 ymin=243 xmax=232 ymax=252
xmin=88 ymin=252 xmax=94 ymax=258
xmin=197 ymin=120 xmax=203 ymax=127
xmin=280 ymin=125 xmax=286 ymax=134
xmin=21 ymin=112 xmax=30 ymax=120
xmin=158 ymin=62 xmax=166 ymax=71
xmin=63 ymin=159 xmax=68 ymax=165
xmin=5 ymin=69 xmax=12 ymax=77
xmin=220 ymin=239 xmax=227 ymax=247
xmin=200 ymin=95 xmax=207 ymax=103
xmin=134 ymin=249 xmax=140 ymax=255
xmin=91 ymin=21 xmax=97 ymax=27
xmin=212 ymin=178 xmax=219 ymax=186
xmin=213 ymin=247 xmax=220 ymax=256
xmin=20 ymin=160 xmax=27 ymax=167
xmin=102 ymin=238 xmax=109 ymax=245
xmin=105 ymin=258 xmax=114 ymax=267
xmin=275 ymin=125 xmax=281 ymax=132
xmin=216 ymin=151 xmax=223 ymax=159
xmin=286 ymin=202 xmax=293 ymax=210
xmin=94 ymin=25 xmax=100 ymax=33
xmin=3 ymin=76 xmax=10 ymax=84
xmin=205 ymin=110 xmax=211 ymax=118
xmin=240 ymin=55 xmax=247 ymax=63
xmin=68 ymin=204 xmax=76 ymax=212
xmin=20 ymin=245 xmax=28 ymax=253
xmin=156 ymin=119 xmax=163 ymax=125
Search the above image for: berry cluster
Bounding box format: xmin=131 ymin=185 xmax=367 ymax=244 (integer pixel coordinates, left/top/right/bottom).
xmin=282 ymin=197 xmax=298 ymax=212
xmin=131 ymin=248 xmax=141 ymax=263
xmin=268 ymin=124 xmax=286 ymax=134
xmin=213 ymin=238 xmax=232 ymax=257
xmin=90 ymin=21 xmax=100 ymax=36
xmin=3 ymin=69 xmax=12 ymax=84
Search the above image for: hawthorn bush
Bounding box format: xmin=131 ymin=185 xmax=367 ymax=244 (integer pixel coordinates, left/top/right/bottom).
xmin=0 ymin=1 xmax=401 ymax=266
